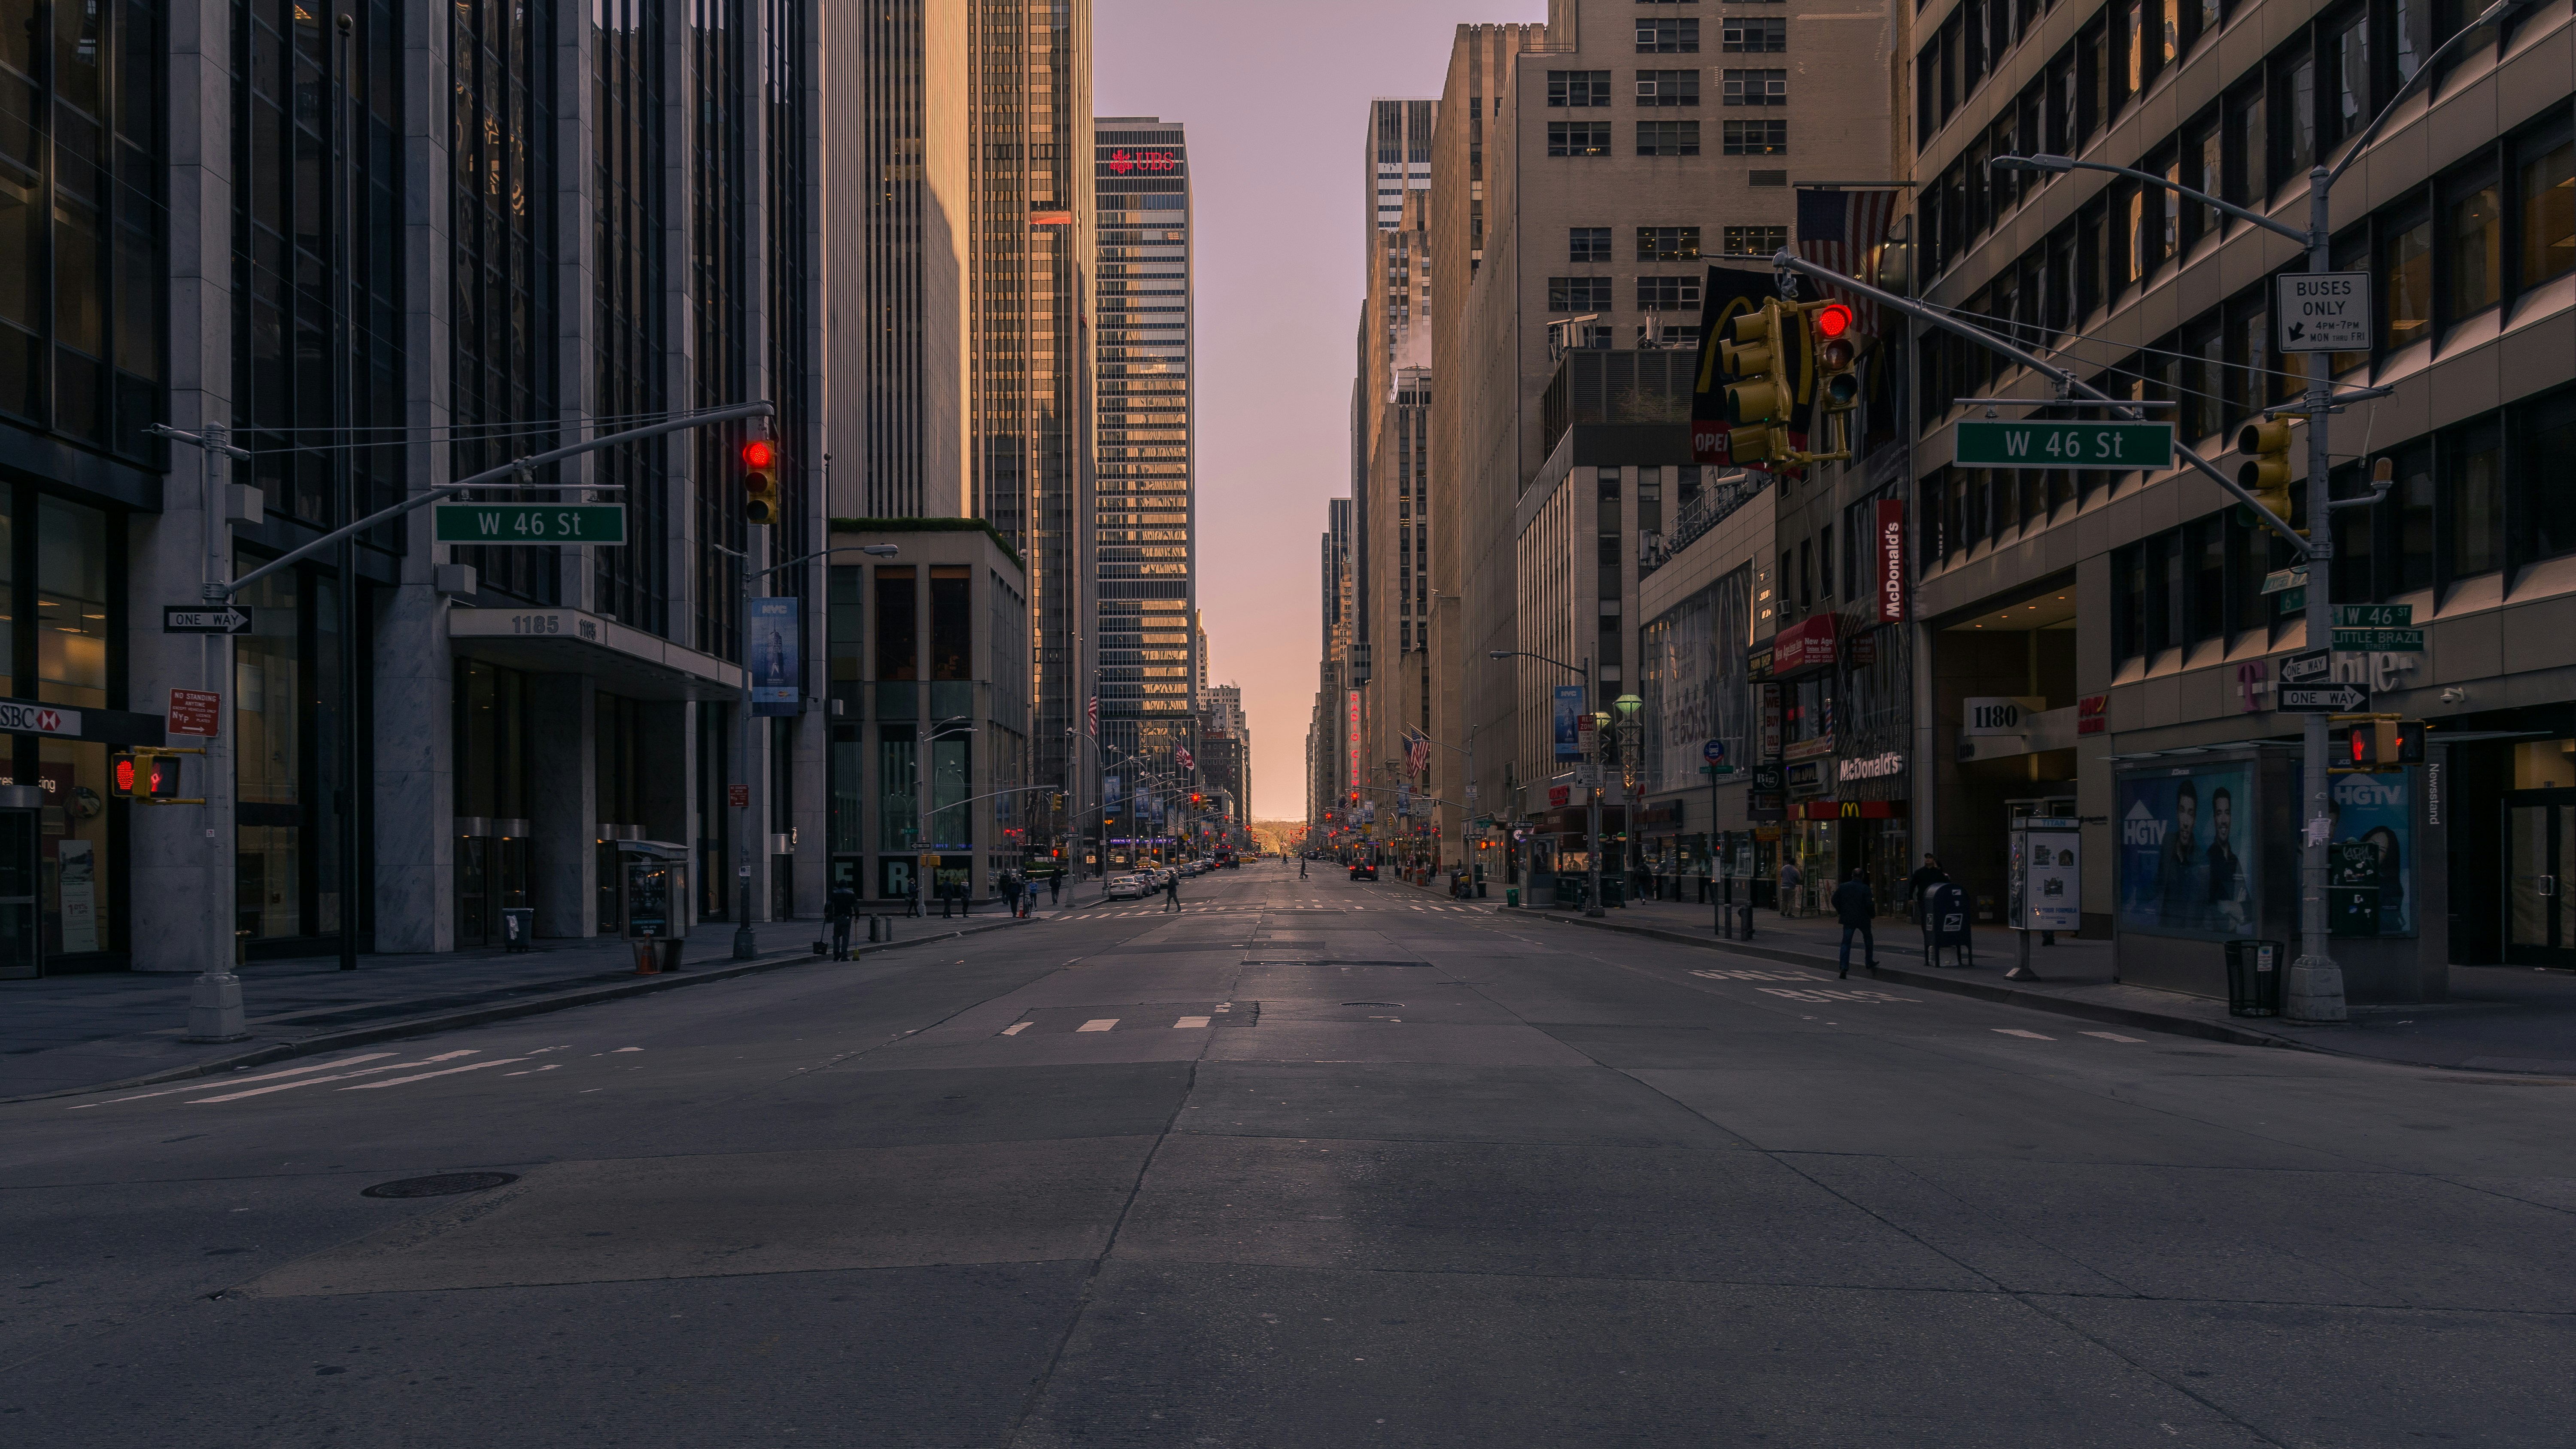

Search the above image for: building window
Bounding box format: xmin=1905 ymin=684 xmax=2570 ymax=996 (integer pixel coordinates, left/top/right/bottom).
xmin=1546 ymin=70 xmax=1612 ymax=106
xmin=2448 ymin=416 xmax=2505 ymax=580
xmin=1547 ymin=277 xmax=1615 ymax=312
xmin=1722 ymin=17 xmax=1787 ymax=52
xmin=1722 ymin=69 xmax=1787 ymax=105
xmin=1637 ymin=70 xmax=1700 ymax=106
xmin=1723 ymin=225 xmax=1787 ymax=256
xmin=1723 ymin=121 xmax=1788 ymax=156
xmin=1638 ymin=276 xmax=1702 ymax=310
xmin=1637 ymin=121 xmax=1701 ymax=157
xmin=2381 ymin=200 xmax=2433 ymax=349
xmin=1637 ymin=226 xmax=1701 ymax=261
xmin=1547 ymin=122 xmax=1613 ymax=158
xmin=2520 ymin=388 xmax=2576 ymax=565
xmin=2442 ymin=161 xmax=2504 ymax=324
xmin=1570 ymin=226 xmax=1614 ymax=262
xmin=595 ymin=0 xmax=668 ymax=634
xmin=1638 ymin=18 xmax=1701 ymax=52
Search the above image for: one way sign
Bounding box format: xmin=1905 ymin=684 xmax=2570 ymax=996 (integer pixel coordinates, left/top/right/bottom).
xmin=2281 ymin=682 xmax=2370 ymax=712
xmin=163 ymin=606 xmax=253 ymax=635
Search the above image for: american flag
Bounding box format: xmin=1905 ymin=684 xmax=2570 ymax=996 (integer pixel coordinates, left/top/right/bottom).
xmin=1794 ymin=187 xmax=1900 ymax=333
xmin=1176 ymin=744 xmax=1194 ymax=772
xmin=1087 ymin=695 xmax=1097 ymax=734
xmin=1404 ymin=729 xmax=1431 ymax=776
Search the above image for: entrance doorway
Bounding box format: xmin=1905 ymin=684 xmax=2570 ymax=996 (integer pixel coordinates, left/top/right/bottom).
xmin=0 ymin=805 xmax=38 ymax=978
xmin=457 ymin=832 xmax=531 ymax=949
xmin=2504 ymin=791 xmax=2576 ymax=966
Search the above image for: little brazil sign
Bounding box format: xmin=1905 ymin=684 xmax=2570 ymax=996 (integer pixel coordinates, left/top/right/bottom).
xmin=432 ymin=504 xmax=627 ymax=545
xmin=1954 ymin=420 xmax=2174 ymax=469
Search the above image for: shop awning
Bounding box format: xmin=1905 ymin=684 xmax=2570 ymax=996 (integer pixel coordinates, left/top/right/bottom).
xmin=448 ymin=607 xmax=746 ymax=702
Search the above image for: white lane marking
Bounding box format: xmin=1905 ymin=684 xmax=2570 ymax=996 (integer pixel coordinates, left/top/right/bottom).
xmin=188 ymin=1051 xmax=480 ymax=1103
xmin=1000 ymin=1022 xmax=1031 ymax=1036
xmin=2081 ymin=1030 xmax=2148 ymax=1043
xmin=1174 ymin=1015 xmax=1212 ymax=1029
xmin=501 ymin=1065 xmax=565 ymax=1077
xmin=612 ymin=1047 xmax=644 ymax=1053
xmin=1076 ymin=1018 xmax=1119 ymax=1033
xmin=343 ymin=1057 xmax=530 ymax=1090
xmin=74 ymin=1053 xmax=401 ymax=1108
xmin=1993 ymin=1028 xmax=2055 ymax=1040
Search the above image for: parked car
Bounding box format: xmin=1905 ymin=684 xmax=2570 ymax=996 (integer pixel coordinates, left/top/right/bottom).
xmin=1349 ymin=861 xmax=1378 ymax=881
xmin=1106 ymin=875 xmax=1146 ymax=900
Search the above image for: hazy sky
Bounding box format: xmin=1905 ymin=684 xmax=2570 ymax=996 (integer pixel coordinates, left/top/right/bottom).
xmin=1094 ymin=0 xmax=1547 ymax=820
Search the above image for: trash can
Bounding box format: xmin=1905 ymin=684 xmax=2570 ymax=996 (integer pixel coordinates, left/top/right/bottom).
xmin=2225 ymin=939 xmax=2282 ymax=1017
xmin=499 ymin=907 xmax=535 ymax=953
xmin=1506 ymin=887 xmax=1519 ymax=908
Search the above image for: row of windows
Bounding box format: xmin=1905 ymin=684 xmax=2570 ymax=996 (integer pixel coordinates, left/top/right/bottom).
xmin=1547 ymin=68 xmax=1787 ymax=106
xmin=1631 ymin=17 xmax=1788 ymax=52
xmin=1917 ymin=103 xmax=2574 ymax=435
xmin=1547 ymin=276 xmax=1706 ymax=312
xmin=1568 ymin=225 xmax=1712 ymax=261
xmin=1546 ymin=121 xmax=1787 ymax=157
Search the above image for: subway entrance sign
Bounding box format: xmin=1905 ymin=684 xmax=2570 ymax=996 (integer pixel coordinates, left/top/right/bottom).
xmin=432 ymin=504 xmax=627 ymax=545
xmin=1953 ymin=419 xmax=2174 ymax=469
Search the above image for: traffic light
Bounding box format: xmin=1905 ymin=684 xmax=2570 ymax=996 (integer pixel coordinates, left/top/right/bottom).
xmin=741 ymin=437 xmax=780 ymax=526
xmin=1812 ymin=302 xmax=1860 ymax=413
xmin=2236 ymin=416 xmax=2300 ymax=533
xmin=112 ymin=750 xmax=187 ymax=803
xmin=2392 ymin=719 xmax=2426 ymax=765
xmin=1720 ymin=302 xmax=1792 ymax=465
xmin=2335 ymin=720 xmax=2401 ymax=772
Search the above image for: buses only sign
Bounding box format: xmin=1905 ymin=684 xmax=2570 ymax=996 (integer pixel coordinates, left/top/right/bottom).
xmin=2278 ymin=272 xmax=2371 ymax=352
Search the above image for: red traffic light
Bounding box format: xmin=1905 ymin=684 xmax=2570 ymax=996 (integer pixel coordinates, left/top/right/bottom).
xmin=1814 ymin=303 xmax=1855 ymax=338
xmin=741 ymin=438 xmax=777 ymax=469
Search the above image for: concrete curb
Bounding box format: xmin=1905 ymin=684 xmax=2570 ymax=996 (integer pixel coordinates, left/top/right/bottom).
xmin=6 ymin=917 xmax=1032 ymax=1106
xmin=1508 ymin=908 xmax=2322 ymax=1054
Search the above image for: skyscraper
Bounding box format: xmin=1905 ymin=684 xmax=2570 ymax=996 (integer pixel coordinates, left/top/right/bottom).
xmin=1091 ymin=117 xmax=1196 ymax=804
xmin=1364 ymin=98 xmax=1437 ymax=251
xmin=972 ymin=0 xmax=1096 ymax=853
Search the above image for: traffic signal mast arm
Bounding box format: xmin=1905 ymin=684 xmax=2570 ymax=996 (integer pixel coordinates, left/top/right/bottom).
xmin=222 ymin=400 xmax=776 ymax=600
xmin=1765 ymin=249 xmax=2312 ymax=559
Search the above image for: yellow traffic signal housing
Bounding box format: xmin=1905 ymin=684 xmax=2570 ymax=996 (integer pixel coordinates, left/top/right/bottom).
xmin=1722 ymin=304 xmax=1786 ymax=427
xmin=1811 ymin=302 xmax=1860 ymax=414
xmin=2236 ymin=416 xmax=2300 ymax=534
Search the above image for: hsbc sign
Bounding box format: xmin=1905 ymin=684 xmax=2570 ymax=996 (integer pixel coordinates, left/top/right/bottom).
xmin=0 ymin=700 xmax=79 ymax=737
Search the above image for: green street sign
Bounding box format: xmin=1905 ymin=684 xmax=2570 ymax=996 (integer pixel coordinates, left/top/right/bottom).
xmin=433 ymin=503 xmax=627 ymax=545
xmin=2277 ymin=586 xmax=2306 ymax=614
xmin=1954 ymin=419 xmax=2175 ymax=469
xmin=1699 ymin=764 xmax=1736 ymax=775
xmin=2334 ymin=605 xmax=2411 ymax=627
xmin=2333 ymin=628 xmax=2424 ymax=651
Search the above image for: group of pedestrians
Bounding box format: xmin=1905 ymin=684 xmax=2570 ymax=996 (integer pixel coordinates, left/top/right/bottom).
xmin=1779 ymin=851 xmax=1949 ymax=981
xmin=820 ymin=868 xmax=1067 ymax=959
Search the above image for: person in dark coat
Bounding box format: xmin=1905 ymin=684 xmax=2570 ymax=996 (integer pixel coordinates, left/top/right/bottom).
xmin=1905 ymin=854 xmax=1948 ymax=923
xmin=827 ymin=884 xmax=858 ymax=960
xmin=1834 ymin=868 xmax=1877 ymax=978
xmin=1163 ymin=869 xmax=1182 ymax=912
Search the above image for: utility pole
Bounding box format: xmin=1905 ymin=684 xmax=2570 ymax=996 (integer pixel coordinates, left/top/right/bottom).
xmin=333 ymin=12 xmax=359 ymax=972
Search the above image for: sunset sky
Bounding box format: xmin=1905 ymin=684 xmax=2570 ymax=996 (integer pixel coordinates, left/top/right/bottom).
xmin=1094 ymin=0 xmax=1548 ymax=819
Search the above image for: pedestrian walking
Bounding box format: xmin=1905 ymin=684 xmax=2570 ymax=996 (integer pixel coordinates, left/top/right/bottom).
xmin=1299 ymin=856 xmax=1308 ymax=879
xmin=1834 ymin=868 xmax=1877 ymax=978
xmin=827 ymin=883 xmax=858 ymax=960
xmin=1162 ymin=870 xmax=1182 ymax=912
xmin=1905 ymin=853 xmax=1948 ymax=925
xmin=1022 ymin=878 xmax=1039 ymax=918
xmin=1048 ymin=872 xmax=1061 ymax=906
xmin=1777 ymin=858 xmax=1803 ymax=919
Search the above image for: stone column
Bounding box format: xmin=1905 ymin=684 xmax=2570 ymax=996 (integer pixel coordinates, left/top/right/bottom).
xmin=529 ymin=675 xmax=596 ymax=937
xmin=128 ymin=0 xmax=237 ymax=974
xmin=373 ymin=0 xmax=457 ymax=954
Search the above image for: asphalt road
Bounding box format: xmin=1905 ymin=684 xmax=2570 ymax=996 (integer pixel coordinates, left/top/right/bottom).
xmin=9 ymin=862 xmax=2574 ymax=1447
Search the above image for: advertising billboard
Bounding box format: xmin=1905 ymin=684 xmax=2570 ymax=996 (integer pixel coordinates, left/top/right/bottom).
xmin=749 ymin=596 xmax=801 ymax=716
xmin=2116 ymin=763 xmax=2257 ymax=939
xmin=1552 ymin=686 xmax=1586 ymax=759
xmin=2330 ymin=770 xmax=2414 ymax=937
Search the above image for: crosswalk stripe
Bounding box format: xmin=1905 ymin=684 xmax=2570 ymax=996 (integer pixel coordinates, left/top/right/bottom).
xmin=1992 ymin=1028 xmax=2054 ymax=1040
xmin=1000 ymin=1022 xmax=1030 ymax=1036
xmin=1174 ymin=1015 xmax=1211 ymax=1028
xmin=2080 ymin=1030 xmax=2147 ymax=1043
xmin=1077 ymin=1018 xmax=1119 ymax=1032
xmin=189 ymin=1050 xmax=480 ymax=1103
xmin=343 ymin=1057 xmax=529 ymax=1090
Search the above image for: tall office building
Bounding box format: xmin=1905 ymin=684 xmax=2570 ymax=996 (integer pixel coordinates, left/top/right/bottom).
xmin=971 ymin=1 xmax=1096 ymax=851
xmin=1091 ymin=116 xmax=1197 ymax=816
xmin=1366 ymin=98 xmax=1438 ymax=250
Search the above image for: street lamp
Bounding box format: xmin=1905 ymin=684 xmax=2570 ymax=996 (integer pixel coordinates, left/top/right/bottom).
xmin=1980 ymin=0 xmax=2528 ymax=1021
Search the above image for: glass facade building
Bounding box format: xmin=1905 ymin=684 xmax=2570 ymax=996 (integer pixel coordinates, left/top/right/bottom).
xmin=1092 ymin=117 xmax=1194 ymax=845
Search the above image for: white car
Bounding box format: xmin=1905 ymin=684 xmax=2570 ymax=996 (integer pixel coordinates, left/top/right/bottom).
xmin=1106 ymin=875 xmax=1146 ymax=900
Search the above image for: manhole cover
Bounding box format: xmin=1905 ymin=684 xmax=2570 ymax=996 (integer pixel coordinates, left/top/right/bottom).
xmin=361 ymin=1172 xmax=519 ymax=1199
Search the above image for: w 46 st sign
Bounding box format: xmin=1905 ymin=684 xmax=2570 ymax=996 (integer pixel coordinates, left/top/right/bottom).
xmin=1954 ymin=420 xmax=2174 ymax=469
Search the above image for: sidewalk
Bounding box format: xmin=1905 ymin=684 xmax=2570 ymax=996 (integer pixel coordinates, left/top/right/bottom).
xmin=1505 ymin=894 xmax=2576 ymax=1075
xmin=0 ymin=905 xmax=1045 ymax=1103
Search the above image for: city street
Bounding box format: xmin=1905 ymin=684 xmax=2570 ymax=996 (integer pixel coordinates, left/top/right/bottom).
xmin=8 ymin=859 xmax=2573 ymax=1447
